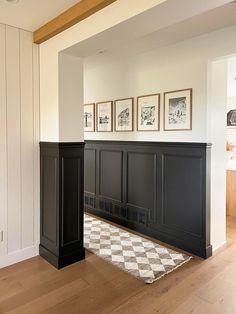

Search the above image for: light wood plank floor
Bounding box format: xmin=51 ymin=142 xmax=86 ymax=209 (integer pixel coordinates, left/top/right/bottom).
xmin=1 ymin=216 xmax=236 ymax=314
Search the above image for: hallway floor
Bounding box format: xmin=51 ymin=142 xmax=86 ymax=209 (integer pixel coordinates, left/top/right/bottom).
xmin=0 ymin=216 xmax=236 ymax=314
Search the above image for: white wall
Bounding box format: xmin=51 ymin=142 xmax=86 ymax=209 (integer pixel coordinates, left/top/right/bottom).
xmin=226 ymin=58 xmax=236 ymax=146
xmin=0 ymin=23 xmax=40 ymax=268
xmin=59 ymin=53 xmax=84 ymax=142
xmin=207 ymin=59 xmax=228 ymax=250
xmin=83 ymin=43 xmax=207 ymax=142
xmin=83 ymin=28 xmax=236 ymax=145
xmin=228 ymin=57 xmax=236 ymax=98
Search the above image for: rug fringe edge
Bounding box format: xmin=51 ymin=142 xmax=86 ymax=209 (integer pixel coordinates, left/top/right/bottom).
xmin=145 ymin=256 xmax=193 ymax=284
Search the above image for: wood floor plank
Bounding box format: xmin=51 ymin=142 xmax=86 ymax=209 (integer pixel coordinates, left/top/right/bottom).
xmin=46 ymin=278 xmax=143 ymax=314
xmin=7 ymin=278 xmax=89 ymax=314
xmin=0 ymin=264 xmax=88 ymax=313
xmin=0 ymin=280 xmax=24 ymax=304
xmin=0 ymin=216 xmax=236 ymax=314
xmin=0 ymin=257 xmax=47 ymax=279
xmin=171 ymin=295 xmax=214 ymax=314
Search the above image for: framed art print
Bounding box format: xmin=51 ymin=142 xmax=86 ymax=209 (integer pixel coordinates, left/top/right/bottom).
xmin=227 ymin=109 xmax=236 ymax=128
xmin=84 ymin=103 xmax=95 ymax=132
xmin=96 ymin=101 xmax=113 ymax=132
xmin=115 ymin=98 xmax=134 ymax=131
xmin=164 ymin=88 xmax=192 ymax=131
xmin=137 ymin=93 xmax=160 ymax=131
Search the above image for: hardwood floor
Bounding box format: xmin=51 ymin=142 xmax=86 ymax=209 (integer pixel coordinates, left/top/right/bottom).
xmin=1 ymin=216 xmax=236 ymax=314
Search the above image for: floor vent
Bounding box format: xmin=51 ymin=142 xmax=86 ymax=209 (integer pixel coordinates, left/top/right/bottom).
xmin=127 ymin=208 xmax=147 ymax=225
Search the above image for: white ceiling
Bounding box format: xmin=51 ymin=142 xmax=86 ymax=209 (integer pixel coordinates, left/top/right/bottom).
xmin=64 ymin=0 xmax=236 ymax=58
xmin=0 ymin=0 xmax=80 ymax=31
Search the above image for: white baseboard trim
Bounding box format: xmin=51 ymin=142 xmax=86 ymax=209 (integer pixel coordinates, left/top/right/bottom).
xmin=0 ymin=245 xmax=39 ymax=269
xmin=212 ymin=241 xmax=227 ymax=253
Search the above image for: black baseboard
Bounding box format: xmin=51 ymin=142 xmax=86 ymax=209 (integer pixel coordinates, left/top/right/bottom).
xmin=204 ymin=245 xmax=213 ymax=259
xmin=39 ymin=245 xmax=85 ymax=269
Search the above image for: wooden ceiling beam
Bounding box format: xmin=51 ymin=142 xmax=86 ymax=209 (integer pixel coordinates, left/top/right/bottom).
xmin=33 ymin=0 xmax=117 ymax=44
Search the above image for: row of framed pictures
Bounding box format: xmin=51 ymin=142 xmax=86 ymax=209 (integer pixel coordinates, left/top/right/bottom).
xmin=84 ymin=88 xmax=192 ymax=132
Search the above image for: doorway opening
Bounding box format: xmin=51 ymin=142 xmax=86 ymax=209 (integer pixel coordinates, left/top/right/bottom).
xmin=208 ymin=55 xmax=236 ymax=251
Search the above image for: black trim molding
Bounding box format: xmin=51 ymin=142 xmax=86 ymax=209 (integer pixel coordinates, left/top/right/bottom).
xmin=84 ymin=140 xmax=212 ymax=259
xmin=40 ymin=142 xmax=85 ymax=269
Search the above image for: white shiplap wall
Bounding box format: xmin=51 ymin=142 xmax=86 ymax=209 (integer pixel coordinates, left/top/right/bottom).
xmin=0 ymin=23 xmax=40 ymax=268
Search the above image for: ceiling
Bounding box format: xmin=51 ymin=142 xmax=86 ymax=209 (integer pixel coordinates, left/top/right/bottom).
xmin=64 ymin=0 xmax=236 ymax=58
xmin=0 ymin=0 xmax=80 ymax=31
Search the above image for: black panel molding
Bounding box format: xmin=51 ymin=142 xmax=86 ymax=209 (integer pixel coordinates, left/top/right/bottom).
xmin=40 ymin=142 xmax=85 ymax=269
xmin=84 ymin=140 xmax=212 ymax=259
xmin=99 ymin=149 xmax=123 ymax=202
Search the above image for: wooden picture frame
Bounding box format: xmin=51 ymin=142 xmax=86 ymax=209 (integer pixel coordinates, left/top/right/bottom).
xmin=164 ymin=88 xmax=192 ymax=131
xmin=114 ymin=97 xmax=134 ymax=132
xmin=137 ymin=93 xmax=160 ymax=131
xmin=96 ymin=101 xmax=113 ymax=132
xmin=84 ymin=103 xmax=95 ymax=132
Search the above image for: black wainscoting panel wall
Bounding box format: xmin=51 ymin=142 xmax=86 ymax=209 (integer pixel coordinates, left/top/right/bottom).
xmin=40 ymin=142 xmax=85 ymax=269
xmin=84 ymin=140 xmax=212 ymax=259
xmin=162 ymin=154 xmax=203 ymax=237
xmin=127 ymin=152 xmax=156 ymax=221
xmin=100 ymin=150 xmax=123 ymax=202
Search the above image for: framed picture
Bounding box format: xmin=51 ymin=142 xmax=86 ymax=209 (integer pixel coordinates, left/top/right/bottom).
xmin=137 ymin=93 xmax=160 ymax=131
xmin=227 ymin=109 xmax=236 ymax=128
xmin=96 ymin=101 xmax=113 ymax=132
xmin=164 ymin=88 xmax=192 ymax=131
xmin=115 ymin=98 xmax=134 ymax=132
xmin=84 ymin=103 xmax=95 ymax=132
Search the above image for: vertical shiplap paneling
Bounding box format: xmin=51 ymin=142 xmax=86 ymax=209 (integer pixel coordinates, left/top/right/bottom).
xmin=0 ymin=24 xmax=40 ymax=268
xmin=33 ymin=44 xmax=40 ymax=246
xmin=20 ymin=30 xmax=34 ymax=249
xmin=0 ymin=24 xmax=7 ymax=258
xmin=6 ymin=26 xmax=21 ymax=253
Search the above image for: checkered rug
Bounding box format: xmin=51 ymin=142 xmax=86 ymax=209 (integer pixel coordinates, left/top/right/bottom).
xmin=84 ymin=214 xmax=192 ymax=284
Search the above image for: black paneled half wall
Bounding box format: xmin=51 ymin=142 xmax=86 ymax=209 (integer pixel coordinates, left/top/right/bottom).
xmin=40 ymin=142 xmax=85 ymax=269
xmin=84 ymin=140 xmax=212 ymax=259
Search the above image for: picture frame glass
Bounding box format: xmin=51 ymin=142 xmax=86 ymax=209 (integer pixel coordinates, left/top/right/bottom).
xmin=97 ymin=101 xmax=113 ymax=132
xmin=84 ymin=104 xmax=95 ymax=132
xmin=115 ymin=98 xmax=133 ymax=131
xmin=164 ymin=89 xmax=192 ymax=130
xmin=137 ymin=94 xmax=160 ymax=131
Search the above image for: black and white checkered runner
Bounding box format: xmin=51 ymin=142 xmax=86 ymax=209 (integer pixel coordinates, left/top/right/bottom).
xmin=84 ymin=214 xmax=192 ymax=284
